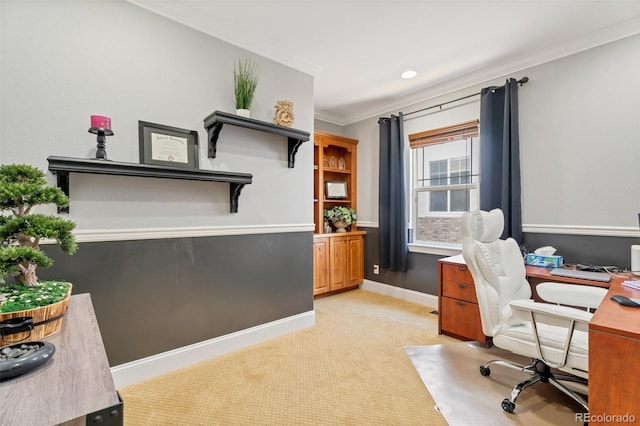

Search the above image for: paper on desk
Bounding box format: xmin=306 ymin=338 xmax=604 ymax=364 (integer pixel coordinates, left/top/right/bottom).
xmin=622 ymin=280 xmax=640 ymax=291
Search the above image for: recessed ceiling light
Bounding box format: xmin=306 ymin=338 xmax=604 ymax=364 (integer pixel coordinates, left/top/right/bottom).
xmin=401 ymin=70 xmax=417 ymax=79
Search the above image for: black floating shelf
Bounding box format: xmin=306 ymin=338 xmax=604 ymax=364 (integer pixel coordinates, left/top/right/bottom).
xmin=47 ymin=156 xmax=253 ymax=213
xmin=203 ymin=110 xmax=310 ymax=168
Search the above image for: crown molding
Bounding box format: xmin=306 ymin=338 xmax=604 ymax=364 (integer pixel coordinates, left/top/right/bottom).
xmin=127 ymin=0 xmax=323 ymax=77
xmin=330 ymin=17 xmax=640 ymax=126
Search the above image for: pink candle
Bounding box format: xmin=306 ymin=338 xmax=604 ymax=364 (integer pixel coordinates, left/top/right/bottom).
xmin=91 ymin=115 xmax=111 ymax=130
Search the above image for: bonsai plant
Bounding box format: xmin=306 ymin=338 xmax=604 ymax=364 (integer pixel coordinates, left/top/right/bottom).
xmin=323 ymin=206 xmax=357 ymax=233
xmin=0 ymin=164 xmax=77 ymax=319
xmin=234 ymin=57 xmax=259 ymax=117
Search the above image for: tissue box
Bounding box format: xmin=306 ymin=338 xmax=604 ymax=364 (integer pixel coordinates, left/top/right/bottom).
xmin=525 ymin=253 xmax=563 ymax=268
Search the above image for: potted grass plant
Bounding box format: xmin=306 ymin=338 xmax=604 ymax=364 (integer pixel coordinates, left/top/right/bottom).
xmin=0 ymin=164 xmax=77 ymax=344
xmin=234 ymin=57 xmax=259 ymax=117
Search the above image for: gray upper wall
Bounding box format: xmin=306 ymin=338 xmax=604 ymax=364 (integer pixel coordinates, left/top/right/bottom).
xmin=346 ymin=34 xmax=640 ymax=234
xmin=0 ymin=1 xmax=314 ymax=231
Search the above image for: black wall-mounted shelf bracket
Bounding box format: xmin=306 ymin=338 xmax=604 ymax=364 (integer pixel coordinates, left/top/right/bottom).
xmin=47 ymin=156 xmax=253 ymax=213
xmin=203 ymin=110 xmax=310 ymax=168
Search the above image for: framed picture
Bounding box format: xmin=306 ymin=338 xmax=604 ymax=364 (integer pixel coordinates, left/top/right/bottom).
xmin=138 ymin=121 xmax=199 ymax=168
xmin=326 ymin=181 xmax=348 ymax=199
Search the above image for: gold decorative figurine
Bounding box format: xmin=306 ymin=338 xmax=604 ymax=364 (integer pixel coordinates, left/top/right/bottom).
xmin=273 ymin=100 xmax=294 ymax=127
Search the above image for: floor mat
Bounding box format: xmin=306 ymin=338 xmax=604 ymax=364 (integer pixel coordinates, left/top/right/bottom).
xmin=405 ymin=342 xmax=587 ymax=425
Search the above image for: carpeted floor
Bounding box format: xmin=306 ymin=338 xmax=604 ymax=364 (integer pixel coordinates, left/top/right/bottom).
xmin=119 ymin=289 xmax=452 ymax=425
xmin=405 ymin=342 xmax=587 ymax=425
xmin=119 ymin=289 xmax=588 ymax=425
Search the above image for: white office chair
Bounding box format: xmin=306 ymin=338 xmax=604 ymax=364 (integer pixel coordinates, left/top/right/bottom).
xmin=461 ymin=208 xmax=607 ymax=414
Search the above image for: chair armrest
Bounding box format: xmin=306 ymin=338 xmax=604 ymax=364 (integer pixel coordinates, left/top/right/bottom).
xmin=509 ymin=299 xmax=592 ymax=332
xmin=508 ymin=299 xmax=592 ymax=368
xmin=535 ymin=282 xmax=607 ymax=310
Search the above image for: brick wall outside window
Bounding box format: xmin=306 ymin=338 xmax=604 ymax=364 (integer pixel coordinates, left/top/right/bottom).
xmin=417 ymin=217 xmax=462 ymax=244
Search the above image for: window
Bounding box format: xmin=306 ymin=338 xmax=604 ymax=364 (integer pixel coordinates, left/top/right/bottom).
xmin=409 ymin=120 xmax=479 ymax=247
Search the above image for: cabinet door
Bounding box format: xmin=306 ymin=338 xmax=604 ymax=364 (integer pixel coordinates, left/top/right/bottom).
xmin=440 ymin=297 xmax=486 ymax=342
xmin=347 ymin=235 xmax=364 ymax=286
xmin=313 ymin=237 xmax=330 ymax=295
xmin=329 ymin=236 xmax=348 ymax=290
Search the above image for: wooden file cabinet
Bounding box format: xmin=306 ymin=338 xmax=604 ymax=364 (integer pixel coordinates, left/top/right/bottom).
xmin=438 ymin=255 xmax=488 ymax=344
xmin=313 ymin=232 xmax=364 ymax=296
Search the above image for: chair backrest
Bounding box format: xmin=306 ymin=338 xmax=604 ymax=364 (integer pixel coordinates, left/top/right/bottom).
xmin=461 ymin=209 xmax=531 ymax=337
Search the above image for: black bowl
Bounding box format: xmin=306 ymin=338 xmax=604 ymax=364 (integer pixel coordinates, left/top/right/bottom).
xmin=0 ymin=341 xmax=56 ymax=381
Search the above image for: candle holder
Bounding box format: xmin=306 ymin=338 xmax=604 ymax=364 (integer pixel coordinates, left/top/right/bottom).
xmin=88 ymin=127 xmax=114 ymax=160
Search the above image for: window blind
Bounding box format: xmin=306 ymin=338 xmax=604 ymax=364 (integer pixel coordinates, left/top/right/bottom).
xmin=408 ymin=119 xmax=479 ymax=149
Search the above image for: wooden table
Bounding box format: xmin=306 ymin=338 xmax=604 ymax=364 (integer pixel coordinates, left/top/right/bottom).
xmin=588 ymin=278 xmax=640 ymax=425
xmin=525 ymin=265 xmax=627 ymax=300
xmin=0 ymin=294 xmax=122 ymax=426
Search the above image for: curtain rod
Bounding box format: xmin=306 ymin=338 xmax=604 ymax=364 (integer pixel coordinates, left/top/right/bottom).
xmin=402 ymin=77 xmax=529 ymax=118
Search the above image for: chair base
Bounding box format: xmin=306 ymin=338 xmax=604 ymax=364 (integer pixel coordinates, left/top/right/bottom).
xmin=480 ymin=358 xmax=588 ymax=414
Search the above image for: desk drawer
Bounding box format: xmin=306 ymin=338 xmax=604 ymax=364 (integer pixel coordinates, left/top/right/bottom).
xmin=442 ymin=279 xmax=478 ymax=303
xmin=441 ymin=263 xmax=477 ymax=303
xmin=441 ymin=263 xmax=472 ymax=284
xmin=441 ymin=297 xmax=485 ymax=342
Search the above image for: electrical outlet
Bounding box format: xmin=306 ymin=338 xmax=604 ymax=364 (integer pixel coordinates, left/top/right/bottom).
xmin=373 ymin=264 xmax=379 ymax=274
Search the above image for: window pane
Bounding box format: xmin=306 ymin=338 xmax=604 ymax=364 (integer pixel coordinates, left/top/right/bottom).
xmin=416 ymin=191 xmax=462 ymax=244
xmin=450 ymin=189 xmax=470 ymax=211
xmin=429 ymin=159 xmax=447 ymax=186
xmin=430 ymin=191 xmax=447 ymax=211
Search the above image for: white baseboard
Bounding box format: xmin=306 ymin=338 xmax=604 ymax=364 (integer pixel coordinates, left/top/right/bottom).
xmin=110 ymin=310 xmax=315 ymax=389
xmin=361 ymin=279 xmax=438 ymax=309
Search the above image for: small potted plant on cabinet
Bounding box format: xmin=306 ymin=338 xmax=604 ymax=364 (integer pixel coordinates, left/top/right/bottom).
xmin=234 ymin=57 xmax=259 ymax=118
xmin=323 ymin=206 xmax=357 ymax=233
xmin=0 ymin=164 xmax=78 ymax=344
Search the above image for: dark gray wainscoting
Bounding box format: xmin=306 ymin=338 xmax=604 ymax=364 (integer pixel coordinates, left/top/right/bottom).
xmin=41 ymin=232 xmax=313 ymax=366
xmin=523 ymin=232 xmax=638 ymax=269
xmin=361 ymin=227 xmax=441 ymax=295
xmin=362 ymin=226 xmax=639 ymax=297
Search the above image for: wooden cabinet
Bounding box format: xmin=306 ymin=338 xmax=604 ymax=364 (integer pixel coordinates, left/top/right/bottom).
xmin=313 ymin=132 xmax=358 ymax=234
xmin=329 ymin=236 xmax=348 ymax=290
xmin=438 ymin=255 xmax=488 ymax=344
xmin=312 ymin=131 xmax=365 ymax=296
xmin=347 ymin=234 xmax=364 ymax=286
xmin=313 ymin=232 xmax=365 ymax=296
xmin=313 ymin=237 xmax=330 ymax=295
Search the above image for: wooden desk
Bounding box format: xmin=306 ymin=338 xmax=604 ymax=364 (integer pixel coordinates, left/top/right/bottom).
xmin=589 ymin=279 xmax=640 ymax=425
xmin=526 ymin=265 xmax=626 ymax=300
xmin=437 ymin=255 xmax=627 ymax=340
xmin=0 ymin=294 xmax=122 ymax=426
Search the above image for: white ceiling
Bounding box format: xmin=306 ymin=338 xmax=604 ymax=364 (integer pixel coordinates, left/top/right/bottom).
xmin=128 ymin=1 xmax=640 ymax=125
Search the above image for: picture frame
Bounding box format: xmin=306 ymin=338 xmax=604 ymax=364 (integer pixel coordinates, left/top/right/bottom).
xmin=138 ymin=121 xmax=199 ymax=168
xmin=326 ymin=181 xmax=348 ymax=199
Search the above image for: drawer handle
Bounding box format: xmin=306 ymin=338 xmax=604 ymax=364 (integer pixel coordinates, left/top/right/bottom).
xmin=456 ymin=301 xmax=467 ymax=306
xmin=458 ymin=266 xmax=467 ymax=271
xmin=458 ymin=283 xmax=468 ymax=289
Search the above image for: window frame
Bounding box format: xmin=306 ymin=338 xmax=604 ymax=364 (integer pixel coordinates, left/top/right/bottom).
xmin=408 ymin=120 xmax=479 ymax=252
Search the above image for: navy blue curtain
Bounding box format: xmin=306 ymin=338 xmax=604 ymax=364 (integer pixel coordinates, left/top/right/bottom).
xmin=479 ymin=78 xmax=522 ymax=243
xmin=378 ymin=114 xmax=408 ymax=272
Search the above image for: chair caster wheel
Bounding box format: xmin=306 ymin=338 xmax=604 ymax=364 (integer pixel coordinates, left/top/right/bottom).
xmin=479 ymin=366 xmax=491 ymax=376
xmin=501 ymin=399 xmax=515 ymax=413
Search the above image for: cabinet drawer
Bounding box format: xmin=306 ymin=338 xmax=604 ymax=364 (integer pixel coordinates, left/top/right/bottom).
xmin=440 ymin=297 xmax=486 ymax=342
xmin=442 ymin=279 xmax=478 ymax=303
xmin=441 ymin=263 xmax=473 ymax=284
